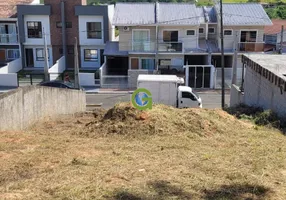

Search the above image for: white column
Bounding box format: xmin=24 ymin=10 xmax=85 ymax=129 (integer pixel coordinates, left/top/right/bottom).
xmin=185 ymin=66 xmax=189 ymax=86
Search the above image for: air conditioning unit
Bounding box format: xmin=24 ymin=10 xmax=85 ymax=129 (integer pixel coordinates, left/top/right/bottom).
xmin=123 ymin=26 xmax=130 ymax=32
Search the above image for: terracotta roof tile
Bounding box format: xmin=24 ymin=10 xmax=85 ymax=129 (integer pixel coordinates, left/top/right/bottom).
xmin=0 ymin=0 xmax=34 ymax=18
xmin=264 ymin=19 xmax=286 ymax=35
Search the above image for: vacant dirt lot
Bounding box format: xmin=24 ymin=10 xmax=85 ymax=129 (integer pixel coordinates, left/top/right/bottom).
xmin=0 ymin=103 xmax=286 ymax=200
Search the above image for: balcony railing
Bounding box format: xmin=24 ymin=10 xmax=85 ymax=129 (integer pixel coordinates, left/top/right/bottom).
xmin=238 ymin=42 xmax=264 ymax=52
xmin=130 ymin=41 xmax=156 ymax=52
xmin=0 ymin=34 xmax=18 ymax=44
xmin=158 ymin=42 xmax=183 ymax=52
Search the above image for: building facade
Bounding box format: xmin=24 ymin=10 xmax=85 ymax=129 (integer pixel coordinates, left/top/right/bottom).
xmin=17 ymin=0 xmax=114 ymax=77
xmin=103 ymin=2 xmax=272 ymax=89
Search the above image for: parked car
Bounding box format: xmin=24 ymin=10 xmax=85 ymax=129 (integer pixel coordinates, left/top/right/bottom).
xmin=39 ymin=81 xmax=84 ymax=91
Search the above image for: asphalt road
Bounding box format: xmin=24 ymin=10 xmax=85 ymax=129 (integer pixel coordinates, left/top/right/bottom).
xmin=86 ymin=91 xmax=230 ymax=109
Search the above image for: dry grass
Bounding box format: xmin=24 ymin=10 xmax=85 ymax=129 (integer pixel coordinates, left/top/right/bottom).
xmin=0 ymin=103 xmax=286 ymax=200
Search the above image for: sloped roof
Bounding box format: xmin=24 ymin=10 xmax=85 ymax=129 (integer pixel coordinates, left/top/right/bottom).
xmin=0 ymin=0 xmax=34 ymax=18
xmin=196 ymin=7 xmax=205 ymax=24
xmin=264 ymin=19 xmax=286 ymax=35
xmin=113 ymin=3 xmax=156 ymax=25
xmin=113 ymin=2 xmax=199 ymax=26
xmin=217 ymin=3 xmax=272 ymax=26
xmin=157 ymin=3 xmax=199 ymax=25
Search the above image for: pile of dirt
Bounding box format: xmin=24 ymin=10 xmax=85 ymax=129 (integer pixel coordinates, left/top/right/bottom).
xmin=77 ymin=103 xmax=247 ymax=137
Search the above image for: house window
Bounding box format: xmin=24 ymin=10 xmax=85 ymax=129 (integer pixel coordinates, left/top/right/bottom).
xmin=240 ymin=31 xmax=257 ymax=42
xmin=224 ymin=30 xmax=233 ymax=36
xmin=27 ymin=22 xmax=42 ymax=38
xmin=199 ymin=28 xmax=204 ymax=34
xmin=0 ymin=24 xmax=17 ymax=43
xmin=56 ymin=22 xmax=72 ymax=28
xmin=163 ymin=30 xmax=178 ymax=42
xmin=132 ymin=30 xmax=150 ymax=51
xmin=186 ymin=30 xmax=195 ymax=36
xmin=84 ymin=49 xmax=98 ymax=61
xmin=208 ymin=27 xmax=215 ymax=34
xmin=141 ymin=58 xmax=155 ymax=70
xmin=87 ymin=22 xmax=102 ymax=39
xmin=159 ymin=59 xmax=171 ymax=66
xmin=36 ymin=48 xmax=49 ymax=61
xmin=7 ymin=49 xmax=19 ymax=59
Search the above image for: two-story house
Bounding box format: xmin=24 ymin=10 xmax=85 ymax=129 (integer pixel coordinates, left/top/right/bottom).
xmin=17 ymin=0 xmax=114 ymax=81
xmin=0 ymin=0 xmax=34 ymax=68
xmin=103 ymin=2 xmax=272 ymax=89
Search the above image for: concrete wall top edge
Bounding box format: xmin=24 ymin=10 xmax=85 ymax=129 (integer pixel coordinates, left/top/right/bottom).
xmin=0 ymin=86 xmax=84 ymax=101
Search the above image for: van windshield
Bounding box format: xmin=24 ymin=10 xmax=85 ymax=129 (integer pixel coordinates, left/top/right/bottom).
xmin=192 ymin=91 xmax=199 ymax=99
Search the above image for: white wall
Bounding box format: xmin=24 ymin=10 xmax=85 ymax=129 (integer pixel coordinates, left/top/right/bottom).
xmin=220 ymin=26 xmax=265 ymax=50
xmin=24 ymin=46 xmax=53 ymax=68
xmin=158 ymin=26 xmax=199 ymax=50
xmin=79 ymin=15 xmax=104 ymax=46
xmin=79 ymin=73 xmax=95 ymax=86
xmin=80 ymin=46 xmax=102 ymax=68
xmin=0 ymin=74 xmax=18 ymax=87
xmin=49 ymin=56 xmax=65 ymax=74
xmin=23 ymin=15 xmax=51 ymax=45
xmin=108 ymin=5 xmax=115 ymax=41
xmin=244 ymin=66 xmax=286 ymax=117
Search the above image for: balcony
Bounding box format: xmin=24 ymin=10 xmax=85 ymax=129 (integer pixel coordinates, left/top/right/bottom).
xmin=130 ymin=41 xmax=155 ymax=53
xmin=0 ymin=34 xmax=18 ymax=44
xmin=238 ymin=42 xmax=264 ymax=52
xmin=158 ymin=42 xmax=183 ymax=53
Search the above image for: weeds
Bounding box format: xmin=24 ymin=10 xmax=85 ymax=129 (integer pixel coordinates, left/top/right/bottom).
xmin=227 ymin=104 xmax=286 ymax=132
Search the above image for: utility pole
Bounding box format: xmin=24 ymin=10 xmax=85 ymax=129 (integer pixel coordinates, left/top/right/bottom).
xmin=232 ymin=31 xmax=239 ymax=85
xmin=43 ymin=28 xmax=50 ymax=82
xmin=219 ymin=0 xmax=225 ymax=109
xmin=74 ymin=37 xmax=80 ymax=89
xmin=279 ymin=25 xmax=284 ymax=54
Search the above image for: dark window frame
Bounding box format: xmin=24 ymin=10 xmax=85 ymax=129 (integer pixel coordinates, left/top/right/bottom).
xmin=86 ymin=22 xmax=102 ymax=39
xmin=186 ymin=30 xmax=196 ymax=36
xmin=36 ymin=48 xmax=49 ymax=61
xmin=27 ymin=21 xmax=42 ymax=38
xmin=199 ymin=28 xmax=204 ymax=34
xmin=84 ymin=49 xmax=98 ymax=62
xmin=208 ymin=27 xmax=215 ymax=34
xmin=163 ymin=30 xmax=179 ymax=42
xmin=224 ymin=30 xmax=233 ymax=36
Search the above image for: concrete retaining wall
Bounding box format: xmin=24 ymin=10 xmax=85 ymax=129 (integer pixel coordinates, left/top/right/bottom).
xmin=128 ymin=70 xmax=159 ymax=88
xmin=230 ymin=84 xmax=244 ymax=107
xmin=0 ymin=86 xmax=86 ymax=131
xmin=244 ymin=66 xmax=286 ymax=117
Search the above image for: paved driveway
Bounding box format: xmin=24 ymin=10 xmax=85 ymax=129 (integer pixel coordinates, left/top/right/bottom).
xmin=86 ymin=90 xmax=230 ymax=109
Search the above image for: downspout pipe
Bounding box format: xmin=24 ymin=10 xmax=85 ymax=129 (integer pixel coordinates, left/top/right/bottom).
xmin=61 ymin=1 xmax=67 ymax=70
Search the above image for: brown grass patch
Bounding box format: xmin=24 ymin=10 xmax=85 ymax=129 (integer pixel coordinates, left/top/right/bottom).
xmin=0 ymin=103 xmax=286 ymax=199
